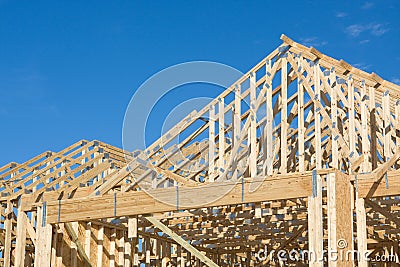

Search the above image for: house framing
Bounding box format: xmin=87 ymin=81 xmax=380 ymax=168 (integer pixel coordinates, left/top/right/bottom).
xmin=1 ymin=35 xmax=400 ymax=266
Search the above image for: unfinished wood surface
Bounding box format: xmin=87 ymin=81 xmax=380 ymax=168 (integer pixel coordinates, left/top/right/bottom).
xmin=1 ymin=34 xmax=400 ymax=266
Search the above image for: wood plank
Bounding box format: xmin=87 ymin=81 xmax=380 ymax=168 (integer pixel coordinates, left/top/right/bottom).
xmin=313 ymin=62 xmax=322 ymax=169
xmin=360 ymin=82 xmax=371 ymax=172
xmin=327 ymin=172 xmax=353 ymax=267
xmin=348 ymin=77 xmax=356 ymax=170
xmin=128 ymin=216 xmax=137 ymax=238
xmin=145 ymin=216 xmax=218 ymax=267
xmin=209 ymin=105 xmax=216 ymax=182
xmin=14 ymin=208 xmax=27 ymax=267
xmin=218 ymin=97 xmax=225 ymax=177
xmin=281 ymin=56 xmax=288 ymax=173
xmin=249 ymin=72 xmax=257 ymax=177
xmin=297 ymin=56 xmax=305 ymax=172
xmin=265 ymin=59 xmax=273 ymax=175
xmin=330 ymin=70 xmax=338 ymax=169
xmin=65 ymin=222 xmax=92 ymax=267
xmin=3 ymin=201 xmax=12 ymax=267
xmin=97 ymin=225 xmax=104 ymax=267
xmin=46 ymin=172 xmax=316 ymax=223
xmin=355 ymin=198 xmax=368 ymax=267
xmin=85 ymin=222 xmax=91 ymax=263
xmin=307 ymin=172 xmax=323 ymax=266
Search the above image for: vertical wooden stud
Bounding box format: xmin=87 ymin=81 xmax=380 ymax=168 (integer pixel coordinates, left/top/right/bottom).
xmin=218 ymin=97 xmax=225 ymax=177
xmin=209 ymin=105 xmax=216 ymax=182
xmin=281 ymin=56 xmax=288 ymax=173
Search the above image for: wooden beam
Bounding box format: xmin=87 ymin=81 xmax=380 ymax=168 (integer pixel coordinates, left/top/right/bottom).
xmin=313 ymin=61 xmax=322 ymax=169
xmin=218 ymin=96 xmax=225 ymax=178
xmin=327 ymin=172 xmax=353 ymax=267
xmin=3 ymin=201 xmax=12 ymax=267
xmin=65 ymin=222 xmax=92 ymax=267
xmin=265 ymin=59 xmax=273 ymax=175
xmin=355 ymin=198 xmax=368 ymax=267
xmin=361 ymin=82 xmax=371 ymax=172
xmin=249 ymin=72 xmax=257 ymax=177
xmin=46 ymin=171 xmax=318 ymax=223
xmin=308 ymin=172 xmax=323 ymax=266
xmin=145 ymin=216 xmax=218 ymax=267
xmin=128 ymin=216 xmax=137 ymax=238
xmin=14 ymin=208 xmax=27 ymax=267
xmin=97 ymin=225 xmax=104 ymax=267
xmin=297 ymin=56 xmax=305 ymax=172
xmin=358 ymin=169 xmax=400 ymax=198
xmin=280 ymin=56 xmax=288 ymax=173
xmin=209 ymin=105 xmax=216 ymax=182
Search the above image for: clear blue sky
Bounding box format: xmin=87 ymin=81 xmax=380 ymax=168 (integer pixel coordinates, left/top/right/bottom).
xmin=0 ymin=0 xmax=399 ymax=166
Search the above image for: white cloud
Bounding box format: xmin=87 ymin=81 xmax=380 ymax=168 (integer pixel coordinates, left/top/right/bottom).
xmin=346 ymin=25 xmax=364 ymax=37
xmin=369 ymin=24 xmax=389 ymax=36
xmin=299 ymin=37 xmax=328 ymax=47
xmin=359 ymin=39 xmax=370 ymax=44
xmin=345 ymin=23 xmax=389 ymax=37
xmin=336 ymin=12 xmax=348 ymax=18
xmin=353 ymin=63 xmax=373 ymax=71
xmin=362 ymin=2 xmax=374 ymax=9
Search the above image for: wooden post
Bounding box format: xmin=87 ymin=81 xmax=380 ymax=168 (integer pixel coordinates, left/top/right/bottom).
xmin=209 ymin=105 xmax=216 ymax=182
xmin=383 ymin=90 xmax=392 ymax=163
xmin=265 ymin=59 xmax=273 ymax=175
xmin=110 ymin=228 xmax=116 ymax=267
xmin=177 ymin=246 xmax=185 ymax=267
xmin=51 ymin=224 xmax=57 ymax=267
xmin=396 ymin=100 xmax=400 ymax=149
xmin=308 ymin=171 xmax=323 ymax=266
xmin=4 ymin=201 xmax=13 ymax=267
xmin=313 ymin=62 xmax=322 ymax=169
xmin=218 ymin=97 xmax=225 ymax=177
xmin=56 ymin=224 xmax=64 ymax=267
xmin=327 ymin=172 xmax=353 ymax=267
xmin=360 ymin=81 xmax=371 ymax=172
xmin=249 ymin=72 xmax=257 ymax=177
xmin=233 ymin=84 xmax=241 ymax=147
xmin=97 ymin=225 xmax=104 ymax=267
xmin=133 ymin=236 xmax=139 ymax=266
xmin=348 ymin=77 xmax=356 ymax=170
xmin=369 ymin=85 xmax=377 ymax=170
xmin=15 ymin=207 xmax=27 ymax=267
xmin=356 ymin=198 xmax=368 ymax=267
xmin=145 ymin=236 xmax=151 ymax=266
xmin=233 ymin=84 xmax=241 ymax=179
xmin=85 ymin=222 xmax=91 ymax=263
xmin=330 ymin=70 xmax=338 ymax=169
xmin=297 ymin=56 xmax=305 ymax=172
xmin=281 ymin=56 xmax=288 ymax=173
xmin=71 ymin=222 xmax=78 ymax=267
xmin=122 ymin=232 xmax=130 ymax=267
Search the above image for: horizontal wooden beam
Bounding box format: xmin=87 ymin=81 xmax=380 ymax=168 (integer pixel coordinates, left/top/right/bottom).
xmin=44 ymin=171 xmax=327 ymax=223
xmin=357 ymin=170 xmax=400 ymax=198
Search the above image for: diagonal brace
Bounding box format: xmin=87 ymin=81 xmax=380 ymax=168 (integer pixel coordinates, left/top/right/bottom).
xmin=145 ymin=216 xmax=218 ymax=267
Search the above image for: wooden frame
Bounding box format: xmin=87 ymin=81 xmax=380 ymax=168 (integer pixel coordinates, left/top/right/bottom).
xmin=1 ymin=35 xmax=400 ymax=266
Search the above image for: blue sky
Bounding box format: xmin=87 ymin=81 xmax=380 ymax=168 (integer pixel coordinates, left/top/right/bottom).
xmin=0 ymin=0 xmax=399 ymax=166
